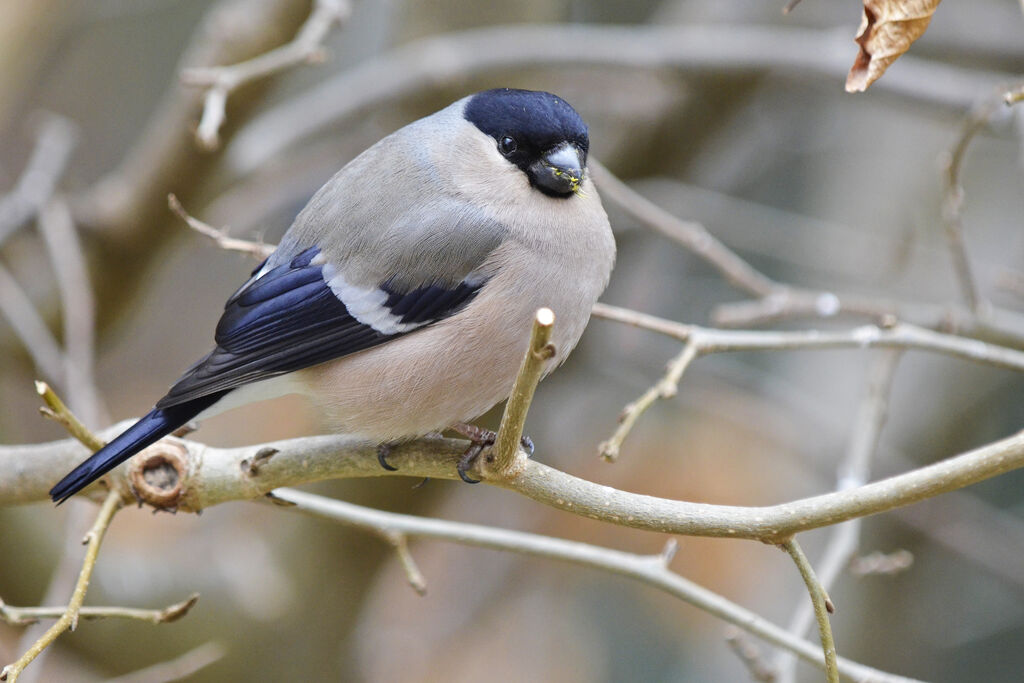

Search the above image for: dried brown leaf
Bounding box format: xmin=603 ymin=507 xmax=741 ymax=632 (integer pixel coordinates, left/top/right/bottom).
xmin=846 ymin=0 xmax=941 ymax=93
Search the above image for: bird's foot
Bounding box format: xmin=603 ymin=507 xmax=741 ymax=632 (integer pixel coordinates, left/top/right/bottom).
xmin=377 ymin=442 xmax=399 ymax=472
xmin=450 ymin=422 xmax=534 ymax=483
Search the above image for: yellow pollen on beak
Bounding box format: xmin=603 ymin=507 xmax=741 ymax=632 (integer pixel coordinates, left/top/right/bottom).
xmin=550 ymin=166 xmax=584 ymax=195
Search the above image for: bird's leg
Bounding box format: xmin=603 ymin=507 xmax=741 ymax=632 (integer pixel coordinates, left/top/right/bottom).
xmin=450 ymin=422 xmax=534 ymax=483
xmin=376 ymin=441 xmax=399 ymax=471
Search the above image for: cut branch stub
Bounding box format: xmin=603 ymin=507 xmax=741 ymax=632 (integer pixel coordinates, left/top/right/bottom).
xmin=128 ymin=441 xmax=188 ymax=509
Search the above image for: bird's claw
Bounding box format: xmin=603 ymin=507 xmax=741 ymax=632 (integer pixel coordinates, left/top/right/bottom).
xmin=456 ymin=442 xmax=486 ymax=484
xmin=450 ymin=422 xmax=535 ymax=482
xmin=377 ymin=442 xmax=399 ymax=471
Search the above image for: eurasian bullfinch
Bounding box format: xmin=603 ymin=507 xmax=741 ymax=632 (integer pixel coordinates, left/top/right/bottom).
xmin=50 ymin=88 xmax=616 ymax=502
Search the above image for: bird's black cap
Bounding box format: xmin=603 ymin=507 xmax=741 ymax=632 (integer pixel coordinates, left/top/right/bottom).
xmin=464 ymin=88 xmax=589 ymax=197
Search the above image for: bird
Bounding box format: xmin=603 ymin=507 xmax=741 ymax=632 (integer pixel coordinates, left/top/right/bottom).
xmin=49 ymin=87 xmax=616 ymax=503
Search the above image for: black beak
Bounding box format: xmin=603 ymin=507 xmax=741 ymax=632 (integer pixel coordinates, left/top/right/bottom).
xmin=528 ymin=143 xmax=584 ymax=197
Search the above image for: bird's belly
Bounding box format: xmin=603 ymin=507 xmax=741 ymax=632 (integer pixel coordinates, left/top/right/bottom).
xmin=294 ymin=279 xmax=592 ymax=442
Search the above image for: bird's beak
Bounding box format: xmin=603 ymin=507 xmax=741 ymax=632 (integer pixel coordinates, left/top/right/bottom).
xmin=529 ymin=143 xmax=585 ymax=197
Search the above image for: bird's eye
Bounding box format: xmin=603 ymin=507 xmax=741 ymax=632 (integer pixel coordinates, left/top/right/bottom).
xmin=498 ymin=136 xmax=517 ymax=155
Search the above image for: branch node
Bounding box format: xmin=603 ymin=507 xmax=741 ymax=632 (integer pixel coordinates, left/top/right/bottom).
xmin=242 ymin=447 xmax=279 ymax=476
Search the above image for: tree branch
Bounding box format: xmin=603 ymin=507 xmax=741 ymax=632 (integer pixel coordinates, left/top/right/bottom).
xmin=6 ymin=414 xmax=1024 ymax=546
xmin=0 ymin=113 xmax=76 ymax=249
xmin=0 ymin=594 xmax=198 ymax=627
xmin=775 ymin=350 xmax=901 ymax=683
xmin=181 ymin=0 xmax=351 ymax=150
xmin=227 ymin=23 xmax=1013 ymax=176
xmin=167 ymin=193 xmax=272 ymax=259
xmin=492 ymin=308 xmax=555 ymax=475
xmin=1 ymin=489 xmax=123 ymax=682
xmin=268 ymin=488 xmax=920 ymax=683
xmin=781 ymin=538 xmax=838 ymax=683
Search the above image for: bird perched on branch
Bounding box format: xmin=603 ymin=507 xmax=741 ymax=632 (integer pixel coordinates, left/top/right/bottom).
xmin=50 ymin=88 xmax=616 ymax=502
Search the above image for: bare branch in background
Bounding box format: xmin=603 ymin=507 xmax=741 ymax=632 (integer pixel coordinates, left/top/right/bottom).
xmin=590 ymin=160 xmax=779 ymax=298
xmin=104 ymin=642 xmax=226 ymax=683
xmin=36 ymin=199 xmax=104 ymax=427
xmin=268 ymin=488 xmax=919 ymax=683
xmin=592 ymin=301 xmax=1024 ymax=460
xmin=591 ymin=164 xmax=1024 ymax=344
xmin=0 ymin=113 xmax=76 ymax=249
xmin=167 ymin=194 xmax=272 ymax=259
xmin=0 ymin=490 xmax=122 ymax=683
xmin=181 ymin=0 xmax=351 ymax=150
xmin=68 ymin=0 xmax=314 ymax=337
xmin=226 ymin=22 xmax=1012 ymax=176
xmin=0 ymin=265 xmax=66 ymax=384
xmin=774 ymin=350 xmax=901 ymax=683
xmin=941 ymin=94 xmax=1001 ymax=315
xmin=849 ymin=550 xmax=914 ymax=576
xmin=725 ymin=628 xmax=777 ymax=682
xmin=1 ymin=595 xmax=199 ymax=627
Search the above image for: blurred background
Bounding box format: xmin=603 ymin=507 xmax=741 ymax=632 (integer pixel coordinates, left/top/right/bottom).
xmin=1 ymin=0 xmax=1024 ymax=681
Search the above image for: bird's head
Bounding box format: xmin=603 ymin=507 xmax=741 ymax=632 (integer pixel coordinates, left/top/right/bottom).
xmin=463 ymin=88 xmax=589 ymax=199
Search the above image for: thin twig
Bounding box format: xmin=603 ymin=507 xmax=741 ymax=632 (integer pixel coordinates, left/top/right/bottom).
xmin=775 ymin=350 xmax=901 ymax=683
xmin=267 ymin=488 xmax=920 ymax=683
xmin=491 ymin=308 xmax=556 ymax=476
xmin=181 ymin=0 xmax=351 ymax=150
xmin=781 ymin=538 xmax=838 ymax=683
xmin=35 ymin=381 xmax=104 ymax=452
xmin=598 ymin=340 xmax=698 ymax=461
xmin=0 ymin=113 xmax=77 ymax=248
xmin=0 ymin=594 xmax=199 ymax=626
xmin=167 ymin=194 xmax=272 ymax=259
xmin=592 ymin=303 xmax=1024 ymax=373
xmin=0 ymin=489 xmax=123 ymax=682
xmin=592 ymin=302 xmax=1024 ymax=459
xmin=105 ymin=642 xmax=225 ymax=683
xmin=941 ymin=97 xmax=1000 ymax=314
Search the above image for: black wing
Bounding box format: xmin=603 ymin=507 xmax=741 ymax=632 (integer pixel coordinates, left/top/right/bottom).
xmin=157 ymin=247 xmax=483 ymax=408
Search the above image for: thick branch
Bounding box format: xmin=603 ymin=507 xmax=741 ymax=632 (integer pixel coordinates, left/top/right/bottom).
xmin=6 ymin=423 xmax=1024 ymax=546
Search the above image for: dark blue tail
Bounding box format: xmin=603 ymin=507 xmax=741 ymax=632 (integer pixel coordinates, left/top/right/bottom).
xmin=49 ymin=391 xmax=227 ymax=504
